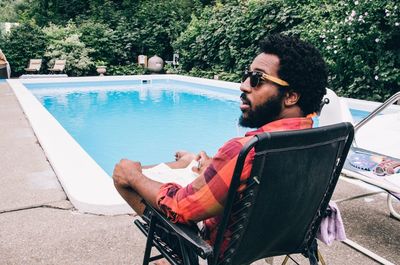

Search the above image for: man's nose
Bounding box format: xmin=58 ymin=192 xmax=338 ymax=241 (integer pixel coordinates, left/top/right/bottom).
xmin=240 ymin=80 xmax=252 ymax=93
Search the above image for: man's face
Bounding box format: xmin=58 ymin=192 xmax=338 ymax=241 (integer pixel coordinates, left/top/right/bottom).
xmin=239 ymin=53 xmax=285 ymax=128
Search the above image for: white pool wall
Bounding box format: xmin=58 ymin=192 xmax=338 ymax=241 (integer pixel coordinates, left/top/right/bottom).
xmin=344 ymin=96 xmax=400 ymax=114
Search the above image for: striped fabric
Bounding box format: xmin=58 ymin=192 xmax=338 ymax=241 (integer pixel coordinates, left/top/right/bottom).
xmin=156 ymin=117 xmax=313 ymax=246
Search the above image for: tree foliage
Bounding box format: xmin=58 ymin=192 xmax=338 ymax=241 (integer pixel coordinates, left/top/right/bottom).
xmin=291 ymin=0 xmax=400 ymax=101
xmin=43 ymin=23 xmax=94 ymax=76
xmin=174 ymin=0 xmax=399 ymax=100
xmin=0 ymin=23 xmax=47 ymax=76
xmin=0 ymin=0 xmax=398 ymax=100
xmin=174 ymin=0 xmax=301 ymax=81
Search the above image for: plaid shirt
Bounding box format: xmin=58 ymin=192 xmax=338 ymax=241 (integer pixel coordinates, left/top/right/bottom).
xmin=156 ymin=117 xmax=313 ymax=246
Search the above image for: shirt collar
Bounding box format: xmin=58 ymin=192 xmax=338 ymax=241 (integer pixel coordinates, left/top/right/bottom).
xmin=245 ymin=117 xmax=313 ymax=136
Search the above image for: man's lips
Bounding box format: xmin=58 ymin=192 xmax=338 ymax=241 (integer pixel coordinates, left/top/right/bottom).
xmin=240 ymin=93 xmax=251 ymax=111
xmin=240 ymin=99 xmax=251 ymax=111
xmin=240 ymin=103 xmax=250 ymax=111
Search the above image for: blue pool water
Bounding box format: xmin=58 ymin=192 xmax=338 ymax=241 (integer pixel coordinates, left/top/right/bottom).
xmin=27 ymin=80 xmax=244 ymax=175
xmin=350 ymin=109 xmax=371 ymax=123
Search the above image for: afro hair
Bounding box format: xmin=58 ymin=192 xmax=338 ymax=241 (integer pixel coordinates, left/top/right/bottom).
xmin=259 ymin=34 xmax=328 ymax=115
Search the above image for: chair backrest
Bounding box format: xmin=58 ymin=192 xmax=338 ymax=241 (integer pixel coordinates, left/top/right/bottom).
xmin=212 ymin=122 xmax=354 ymax=265
xmin=28 ymin=59 xmax=42 ymax=70
xmin=52 ymin=59 xmax=66 ymax=71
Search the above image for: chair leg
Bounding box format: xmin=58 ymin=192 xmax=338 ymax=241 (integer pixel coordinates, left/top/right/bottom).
xmin=143 ymin=216 xmax=157 ymax=265
xmin=178 ymin=238 xmax=199 ymax=265
xmin=279 ymin=248 xmax=325 ymax=265
xmin=281 ymin=255 xmax=290 ymax=265
xmin=317 ymin=250 xmax=326 ymax=265
xmin=387 ymin=194 xmax=400 ymax=221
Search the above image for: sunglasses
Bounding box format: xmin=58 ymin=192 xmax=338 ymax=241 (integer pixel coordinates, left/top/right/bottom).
xmin=241 ymin=70 xmax=289 ymax=87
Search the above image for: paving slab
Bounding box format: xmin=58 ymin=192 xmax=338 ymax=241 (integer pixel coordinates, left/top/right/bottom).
xmin=0 ymin=83 xmax=66 ymax=213
xmin=332 ymin=180 xmax=400 ymax=264
xmin=0 ymin=207 xmax=144 ymax=265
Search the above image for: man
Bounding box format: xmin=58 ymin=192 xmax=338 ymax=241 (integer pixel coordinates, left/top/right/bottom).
xmin=0 ymin=49 xmax=11 ymax=79
xmin=113 ymin=34 xmax=327 ymax=256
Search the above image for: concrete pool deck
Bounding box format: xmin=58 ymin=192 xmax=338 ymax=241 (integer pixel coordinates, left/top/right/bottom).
xmin=0 ymin=81 xmax=399 ymax=264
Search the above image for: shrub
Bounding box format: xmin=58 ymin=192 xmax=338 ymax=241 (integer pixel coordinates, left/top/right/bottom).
xmin=107 ymin=64 xmax=147 ymax=76
xmin=130 ymin=0 xmax=201 ymax=61
xmin=174 ymin=0 xmax=300 ymax=82
xmin=0 ymin=23 xmax=47 ymax=77
xmin=288 ymin=0 xmax=400 ymax=101
xmin=78 ymin=20 xmax=118 ymax=66
xmin=43 ymin=22 xmax=94 ymax=76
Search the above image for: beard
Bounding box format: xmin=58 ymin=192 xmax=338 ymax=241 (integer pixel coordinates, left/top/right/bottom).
xmin=239 ymin=92 xmax=284 ymax=128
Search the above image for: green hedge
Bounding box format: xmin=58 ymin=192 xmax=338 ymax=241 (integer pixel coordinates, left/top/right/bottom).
xmin=291 ymin=0 xmax=400 ymax=101
xmin=175 ymin=0 xmax=399 ymax=101
xmin=0 ymin=23 xmax=47 ymax=76
xmin=0 ymin=0 xmax=398 ymax=101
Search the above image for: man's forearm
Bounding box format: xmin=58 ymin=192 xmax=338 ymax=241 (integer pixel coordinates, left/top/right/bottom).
xmin=142 ymin=159 xmax=191 ymax=170
xmin=129 ymin=170 xmax=164 ymax=209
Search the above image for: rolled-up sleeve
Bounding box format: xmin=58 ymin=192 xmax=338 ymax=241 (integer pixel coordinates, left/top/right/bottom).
xmin=156 ymin=137 xmax=253 ymax=224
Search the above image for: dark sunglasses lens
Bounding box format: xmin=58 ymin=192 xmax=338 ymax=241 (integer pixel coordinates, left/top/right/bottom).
xmin=241 ymin=71 xmax=249 ymax=82
xmin=250 ymin=73 xmax=259 ymax=87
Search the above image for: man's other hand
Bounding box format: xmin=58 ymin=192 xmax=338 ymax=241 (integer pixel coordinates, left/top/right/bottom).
xmin=112 ymin=159 xmax=142 ymax=188
xmin=193 ymin=151 xmax=212 ymax=174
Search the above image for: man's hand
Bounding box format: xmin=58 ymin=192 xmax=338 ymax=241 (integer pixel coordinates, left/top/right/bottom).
xmin=112 ymin=159 xmax=142 ymax=188
xmin=193 ymin=151 xmax=212 ymax=174
xmin=175 ymin=150 xmax=196 ymax=162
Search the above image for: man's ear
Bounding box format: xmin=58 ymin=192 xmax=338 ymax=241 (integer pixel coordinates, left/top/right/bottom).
xmin=284 ymin=90 xmax=300 ymax=107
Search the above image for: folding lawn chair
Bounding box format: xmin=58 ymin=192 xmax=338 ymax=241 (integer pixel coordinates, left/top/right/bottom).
xmin=341 ymin=147 xmax=400 ymax=220
xmin=337 ymin=91 xmax=400 ymax=220
xmin=25 ymin=59 xmax=42 ymax=74
xmin=49 ymin=59 xmax=66 ymax=74
xmin=134 ymin=122 xmax=354 ymax=265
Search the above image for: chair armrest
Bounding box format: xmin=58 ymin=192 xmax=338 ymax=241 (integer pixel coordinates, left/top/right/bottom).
xmin=144 ymin=205 xmax=213 ymax=259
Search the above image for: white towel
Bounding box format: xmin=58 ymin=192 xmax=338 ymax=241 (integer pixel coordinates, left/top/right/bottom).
xmin=143 ymin=160 xmax=199 ymax=186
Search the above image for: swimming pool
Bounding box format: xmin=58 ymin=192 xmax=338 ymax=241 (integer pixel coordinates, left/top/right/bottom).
xmin=26 ymin=79 xmax=372 ymax=176
xmin=9 ymin=75 xmax=244 ymax=214
xmin=9 ymin=75 xmax=391 ymax=215
xmin=26 ymin=80 xmax=244 ymax=175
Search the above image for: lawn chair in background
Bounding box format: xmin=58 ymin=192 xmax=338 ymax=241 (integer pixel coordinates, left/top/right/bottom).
xmin=134 ymin=122 xmax=354 ymax=265
xmin=339 ymin=91 xmax=400 ymax=221
xmin=317 ymin=91 xmax=400 ymax=264
xmin=0 ymin=49 xmax=11 ymax=79
xmin=341 ymin=147 xmax=400 ymax=219
xmin=25 ymin=59 xmax=42 ymax=74
xmin=49 ymin=59 xmax=66 ymax=74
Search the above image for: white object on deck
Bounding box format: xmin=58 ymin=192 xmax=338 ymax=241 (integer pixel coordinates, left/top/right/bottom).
xmin=355 ymin=112 xmax=400 ymax=159
xmin=319 ymin=89 xmax=354 ymax=126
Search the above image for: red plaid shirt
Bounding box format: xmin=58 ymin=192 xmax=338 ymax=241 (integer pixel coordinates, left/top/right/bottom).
xmin=156 ymin=117 xmax=313 ymax=246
